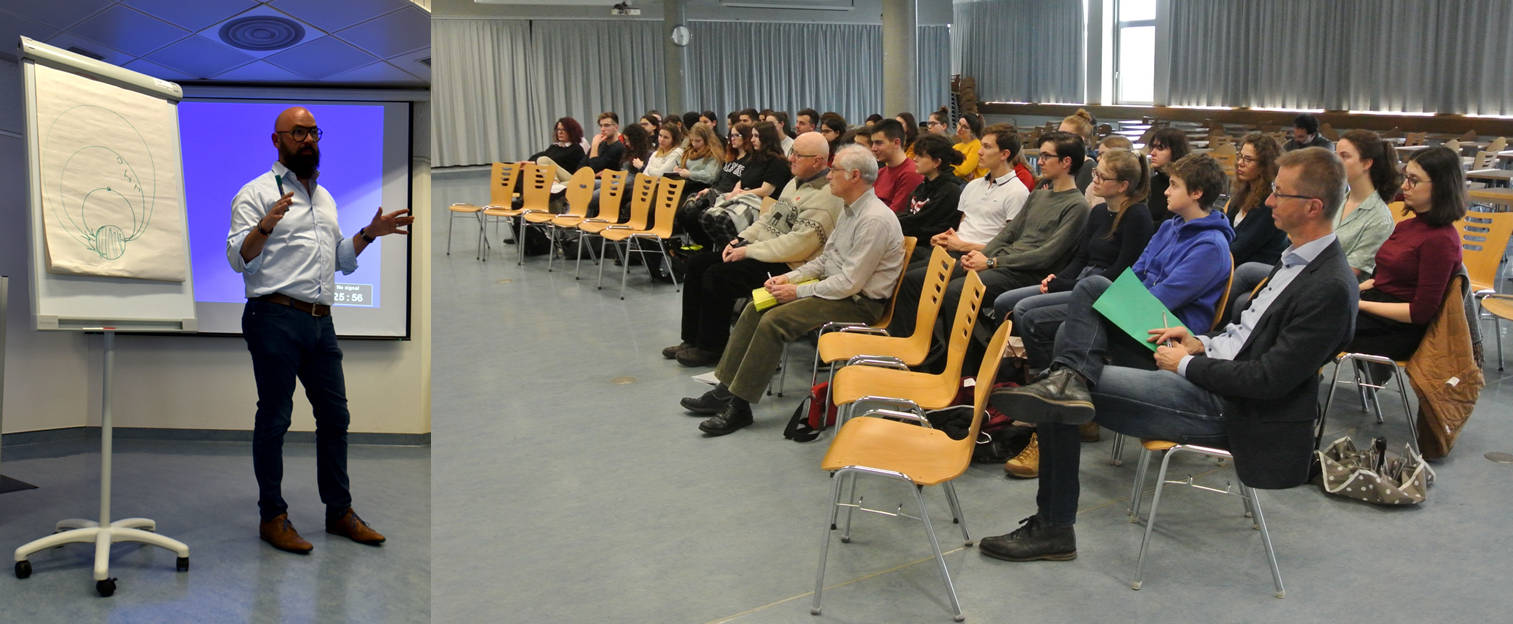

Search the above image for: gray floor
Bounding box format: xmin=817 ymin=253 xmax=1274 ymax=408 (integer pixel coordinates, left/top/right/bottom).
xmin=0 ymin=436 xmax=429 ymax=623
xmin=432 ymin=168 xmax=1513 ymax=623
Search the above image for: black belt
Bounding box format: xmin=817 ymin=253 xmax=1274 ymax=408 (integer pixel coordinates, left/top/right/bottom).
xmin=253 ymin=293 xmax=331 ymax=317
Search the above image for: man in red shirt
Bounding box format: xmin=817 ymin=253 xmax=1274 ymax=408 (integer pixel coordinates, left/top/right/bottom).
xmin=869 ymin=119 xmax=923 ymax=214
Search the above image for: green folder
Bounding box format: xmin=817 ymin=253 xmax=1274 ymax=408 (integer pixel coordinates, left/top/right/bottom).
xmin=1092 ymin=268 xmax=1187 ymax=352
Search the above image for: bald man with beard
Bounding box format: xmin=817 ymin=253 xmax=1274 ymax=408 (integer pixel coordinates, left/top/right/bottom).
xmin=226 ymin=106 xmax=413 ymax=554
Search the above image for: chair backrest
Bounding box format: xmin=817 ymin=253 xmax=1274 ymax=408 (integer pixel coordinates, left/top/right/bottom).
xmin=622 ymin=173 xmax=658 ymax=230
xmin=1404 ymin=132 xmax=1427 ymax=147
xmin=940 ymin=271 xmax=988 ymax=380
xmin=1488 ymin=136 xmax=1508 ymax=153
xmin=944 ymin=319 xmax=1017 ymax=478
xmin=1388 ymin=201 xmax=1411 ymax=224
xmin=1458 ymin=204 xmax=1513 ymax=294
xmin=589 ymin=169 xmax=630 ymax=222
xmin=871 ymin=236 xmax=919 ymax=329
xmin=1472 ymin=150 xmax=1497 ymax=170
xmin=488 ymin=162 xmax=520 ymax=206
xmin=646 ymin=177 xmax=686 ymax=236
xmin=1442 ymin=139 xmax=1462 ymax=155
xmin=902 ymin=245 xmax=956 ymax=344
xmin=562 ymin=167 xmax=596 ymax=218
xmin=520 ymin=162 xmax=555 ymax=211
xmin=1211 ymin=255 xmax=1236 ymax=332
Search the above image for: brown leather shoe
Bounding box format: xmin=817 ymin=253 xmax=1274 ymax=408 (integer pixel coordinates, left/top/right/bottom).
xmin=1004 ymin=433 xmax=1040 ymax=479
xmin=326 ymin=508 xmax=386 ymax=546
xmin=1079 ymin=422 xmax=1101 ymax=442
xmin=259 ymin=514 xmax=314 ymax=554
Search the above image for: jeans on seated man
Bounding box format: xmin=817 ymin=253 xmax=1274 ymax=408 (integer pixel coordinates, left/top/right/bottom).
xmin=978 ymin=147 xmax=1359 ymax=562
xmin=680 ymin=145 xmax=904 ymax=436
xmin=665 ymin=133 xmax=842 ymax=367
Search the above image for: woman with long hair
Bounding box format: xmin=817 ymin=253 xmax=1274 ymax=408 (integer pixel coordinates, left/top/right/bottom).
xmin=1332 ymin=130 xmax=1399 ymax=278
xmin=898 ymin=133 xmax=967 ymax=241
xmin=731 ymin=121 xmax=791 ymax=201
xmin=620 ymin=124 xmax=654 ymax=174
xmin=678 ymin=123 xmax=752 ymax=246
xmin=528 ymin=116 xmax=586 ymax=182
xmin=643 ymin=124 xmax=685 ymax=178
xmin=896 ymin=112 xmax=920 ymax=157
xmin=1347 ymin=146 xmax=1466 ymax=360
xmin=819 ymin=114 xmax=848 ymax=155
xmin=1058 ymin=108 xmax=1099 ymax=193
xmin=674 ymin=124 xmax=726 ymax=195
xmin=1145 ymin=127 xmax=1190 ymax=222
xmin=1227 ymin=132 xmax=1288 ymax=266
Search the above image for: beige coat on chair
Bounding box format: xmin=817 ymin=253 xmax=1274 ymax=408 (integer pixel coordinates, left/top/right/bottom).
xmin=1406 ymin=274 xmax=1485 ymax=459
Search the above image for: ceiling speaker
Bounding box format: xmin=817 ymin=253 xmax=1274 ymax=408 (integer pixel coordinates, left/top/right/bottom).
xmin=218 ymin=16 xmax=306 ymax=52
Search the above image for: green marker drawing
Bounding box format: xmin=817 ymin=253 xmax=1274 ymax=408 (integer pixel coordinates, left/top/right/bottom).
xmin=43 ymin=104 xmax=156 ymax=261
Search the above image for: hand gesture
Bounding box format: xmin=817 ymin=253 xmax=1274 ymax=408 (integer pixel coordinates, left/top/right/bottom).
xmin=1154 ymin=344 xmax=1187 ymax=372
xmin=723 ymin=243 xmax=747 ymax=263
xmin=260 ymin=192 xmax=294 ymax=234
xmin=930 ymin=228 xmax=954 ymax=248
xmin=365 ymin=207 xmax=414 ymax=237
xmin=764 ymin=274 xmax=790 ymax=289
xmin=1146 ymin=326 xmax=1201 ymax=353
xmin=1039 ymin=273 xmax=1056 ymax=294
xmin=961 ymin=250 xmax=988 ymax=272
xmin=1358 ymin=278 xmax=1375 ymax=292
xmin=766 ymin=282 xmax=799 ymax=304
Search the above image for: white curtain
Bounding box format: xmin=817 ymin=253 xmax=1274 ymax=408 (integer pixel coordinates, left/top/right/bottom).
xmin=686 ymin=21 xmax=882 ymax=125
xmin=954 ymin=0 xmax=1085 ymax=104
xmin=1160 ymin=0 xmax=1513 ymax=115
xmin=431 ymin=19 xmax=536 ymax=168
xmin=527 ymin=20 xmax=667 ymax=141
xmin=917 ymin=25 xmax=952 ymax=116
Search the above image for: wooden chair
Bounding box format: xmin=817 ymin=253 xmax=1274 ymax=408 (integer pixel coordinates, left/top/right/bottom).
xmin=533 ymin=167 xmax=596 ymax=272
xmin=447 ymin=162 xmax=518 ymax=260
xmin=1460 ymin=196 xmax=1513 ymax=367
xmin=481 ymin=162 xmax=554 ymax=264
xmin=1404 ymin=132 xmax=1427 ymax=147
xmin=1319 ymin=122 xmax=1340 ymax=142
xmin=811 ymin=318 xmax=1015 ymax=622
xmin=1388 ymin=200 xmax=1412 ymax=224
xmin=571 ymin=169 xmax=630 ymax=279
xmin=591 ymin=173 xmax=656 ymax=287
xmin=599 ymin=176 xmax=684 ymax=299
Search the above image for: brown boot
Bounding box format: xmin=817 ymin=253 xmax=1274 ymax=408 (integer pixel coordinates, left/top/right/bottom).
xmin=259 ymin=514 xmax=313 ymax=554
xmin=1004 ymin=433 xmax=1040 ymax=479
xmin=326 ymin=507 xmax=386 ymax=546
xmin=1079 ymin=422 xmax=1101 ymax=442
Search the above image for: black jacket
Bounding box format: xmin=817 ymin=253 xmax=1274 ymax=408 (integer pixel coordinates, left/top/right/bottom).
xmin=897 ymin=173 xmax=965 ymax=240
xmin=1226 ymin=200 xmax=1290 ymax=266
xmin=1185 ymin=240 xmax=1357 ymax=489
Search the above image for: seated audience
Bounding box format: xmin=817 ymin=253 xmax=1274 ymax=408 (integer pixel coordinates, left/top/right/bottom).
xmin=1229 ymin=133 xmax=1288 ymax=266
xmin=763 ymin=111 xmax=796 ymax=155
xmin=681 ymin=111 xmax=701 ymax=134
xmin=638 ymin=114 xmax=660 ymax=138
xmin=529 ymin=116 xmax=586 ymax=182
xmin=1082 ymin=137 xmax=1133 ymax=207
xmin=584 ymin=112 xmax=627 ymax=172
xmin=896 ymin=112 xmax=920 ymax=157
xmin=678 ymin=122 xmax=752 ymax=246
xmin=1332 ymin=130 xmax=1399 ymax=278
xmin=820 ymin=115 xmax=848 ymax=154
xmin=739 ymin=108 xmax=759 ymax=125
xmin=694 ymin=122 xmax=795 ymax=244
xmin=1284 ymin=113 xmax=1332 ymax=151
xmin=673 ymin=124 xmax=726 ymax=196
xmin=1347 ymin=146 xmax=1465 ymax=360
xmin=664 ymin=133 xmax=842 ymax=367
xmin=1059 ymin=109 xmax=1099 ymax=193
xmin=887 ymin=132 xmax=1091 ymax=368
xmin=928 ymin=123 xmax=1032 ymax=258
xmin=795 ymin=108 xmax=820 ymax=135
xmin=1145 ymin=127 xmax=1191 ymax=222
xmin=620 ymin=125 xmax=654 ymax=174
xmin=953 ymin=113 xmax=987 ymax=180
xmin=678 ymin=145 xmax=904 ymax=436
xmin=869 ymin=119 xmax=925 ymax=214
xmin=643 ymin=124 xmax=685 ymax=178
xmin=926 ymin=108 xmax=952 ymax=138
xmin=981 ymin=146 xmax=1357 ymax=563
xmin=898 ymin=133 xmax=967 ymax=241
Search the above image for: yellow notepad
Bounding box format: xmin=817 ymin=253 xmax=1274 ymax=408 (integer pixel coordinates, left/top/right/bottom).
xmin=752 ymin=279 xmax=820 ymax=310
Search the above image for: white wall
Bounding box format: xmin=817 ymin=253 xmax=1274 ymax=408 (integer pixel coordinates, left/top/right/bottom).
xmin=0 ymin=58 xmax=432 ymax=436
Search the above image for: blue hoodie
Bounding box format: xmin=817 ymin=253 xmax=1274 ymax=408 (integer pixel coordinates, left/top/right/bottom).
xmin=1131 ymin=209 xmax=1236 ymax=332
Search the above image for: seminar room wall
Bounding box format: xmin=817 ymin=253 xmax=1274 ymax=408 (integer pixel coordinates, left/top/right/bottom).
xmin=0 ymin=57 xmax=432 ymax=437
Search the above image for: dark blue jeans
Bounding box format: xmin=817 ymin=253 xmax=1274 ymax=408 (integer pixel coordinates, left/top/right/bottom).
xmin=243 ymin=300 xmax=352 ymax=523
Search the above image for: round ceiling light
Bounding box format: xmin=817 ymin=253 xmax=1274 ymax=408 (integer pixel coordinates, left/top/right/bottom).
xmin=218 ymin=16 xmax=305 ymax=51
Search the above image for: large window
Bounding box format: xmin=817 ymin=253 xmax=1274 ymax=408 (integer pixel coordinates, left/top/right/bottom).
xmin=1114 ymin=0 xmax=1156 ymax=104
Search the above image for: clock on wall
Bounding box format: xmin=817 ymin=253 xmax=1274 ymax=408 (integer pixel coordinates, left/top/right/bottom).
xmin=671 ymin=24 xmax=691 ymax=47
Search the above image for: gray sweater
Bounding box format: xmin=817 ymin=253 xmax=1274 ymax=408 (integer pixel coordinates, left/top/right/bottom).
xmin=983 ymin=187 xmax=1089 ymax=274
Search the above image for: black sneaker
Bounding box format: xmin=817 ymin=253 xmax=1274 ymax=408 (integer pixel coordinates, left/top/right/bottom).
xmin=979 ymin=515 xmax=1076 ymax=562
xmin=699 ymin=400 xmax=753 ymax=436
xmin=989 ymin=367 xmax=1095 ymax=425
xmin=680 ymin=388 xmax=730 ymax=415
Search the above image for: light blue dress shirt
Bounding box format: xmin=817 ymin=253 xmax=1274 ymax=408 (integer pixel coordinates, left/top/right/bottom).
xmin=226 ymin=162 xmax=358 ymax=306
xmin=1178 ymin=234 xmax=1337 ymax=376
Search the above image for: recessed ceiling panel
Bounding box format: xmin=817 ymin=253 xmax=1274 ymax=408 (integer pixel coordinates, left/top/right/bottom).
xmin=0 ymin=11 xmax=63 ymax=58
xmin=335 ymin=5 xmax=429 ymax=59
xmin=123 ymin=0 xmax=259 ymax=33
xmin=264 ymin=35 xmax=380 ymax=79
xmin=0 ymin=0 xmax=114 ymax=30
xmin=122 ymin=57 xmax=198 ymax=82
xmin=42 ymin=32 xmax=133 ymax=66
xmin=326 ymin=60 xmax=425 ymax=85
xmin=67 ymin=4 xmax=190 ymax=57
xmin=269 ymin=0 xmax=411 ymax=33
xmin=386 ymin=48 xmax=431 ymax=81
xmin=212 ymin=59 xmax=307 ymax=82
xmin=145 ymin=34 xmax=257 ymax=79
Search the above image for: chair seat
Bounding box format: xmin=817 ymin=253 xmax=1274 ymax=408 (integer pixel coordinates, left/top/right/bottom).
xmin=831 ymin=365 xmax=958 ymax=410
xmin=448 ymin=203 xmax=484 ymax=213
xmin=1481 ymin=296 xmax=1513 ymax=320
xmin=817 ymin=331 xmax=928 ymax=367
xmin=821 ymin=417 xmax=968 ymax=485
xmin=1141 ymin=439 xmax=1178 ymax=452
xmin=600 ymin=228 xmax=650 ymax=242
xmin=481 ymin=205 xmax=523 ymax=217
xmin=577 ymin=220 xmax=618 ymax=234
xmin=523 ymin=212 xmax=559 ymax=224
xmin=551 ymin=215 xmax=586 ymax=227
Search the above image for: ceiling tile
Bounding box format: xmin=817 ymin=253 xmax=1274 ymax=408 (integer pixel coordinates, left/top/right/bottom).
xmin=193 ymin=3 xmax=321 ymax=60
xmin=268 ymin=0 xmax=411 ymax=33
xmin=385 ymin=48 xmax=430 ymax=82
xmin=122 ymin=57 xmax=198 ymax=82
xmin=325 ymin=60 xmax=425 ymax=85
xmin=211 ymin=59 xmax=307 ymax=82
xmin=66 ymin=4 xmax=191 ymax=57
xmin=0 ymin=11 xmax=64 ymax=59
xmin=334 ymin=5 xmax=429 ymax=58
xmin=263 ymin=35 xmax=379 ymax=79
xmin=0 ymin=0 xmax=114 ymax=30
xmin=122 ymin=0 xmax=260 ymax=33
xmin=145 ymin=35 xmax=257 ymax=79
xmin=41 ymin=32 xmax=134 ymax=67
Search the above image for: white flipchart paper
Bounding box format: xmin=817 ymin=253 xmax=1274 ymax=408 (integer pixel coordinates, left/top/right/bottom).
xmin=34 ymin=63 xmax=187 ymax=282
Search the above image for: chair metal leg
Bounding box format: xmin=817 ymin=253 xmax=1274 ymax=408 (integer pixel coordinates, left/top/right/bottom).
xmin=516 ymin=219 xmax=528 ymax=266
xmin=841 ymin=471 xmax=859 ymax=542
xmin=1128 ymin=447 xmax=1153 ymax=522
xmin=657 ymin=238 xmax=679 ymax=292
xmin=942 ymin=482 xmax=972 ymax=546
xmin=575 ymin=233 xmax=591 ymax=280
xmin=1111 ymin=433 xmax=1126 ymax=466
xmin=597 ymin=236 xmax=611 ymax=289
xmin=545 ymin=225 xmax=557 ymax=272
xmin=774 ymin=342 xmax=788 ymax=397
xmin=1494 ymin=315 xmax=1503 ymax=371
xmin=618 ymin=238 xmax=634 ymax=300
xmin=446 ymin=212 xmax=455 ymax=255
xmin=1131 ymin=448 xmax=1176 ymax=590
xmin=812 ymin=472 xmax=846 ymax=616
xmin=1390 ymin=367 xmax=1419 ymax=455
xmin=1247 ymin=486 xmax=1286 ymax=598
xmin=911 ymin=484 xmax=965 ymax=622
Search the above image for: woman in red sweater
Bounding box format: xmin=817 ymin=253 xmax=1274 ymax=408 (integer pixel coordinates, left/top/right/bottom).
xmin=1348 ymin=146 xmax=1465 ymax=359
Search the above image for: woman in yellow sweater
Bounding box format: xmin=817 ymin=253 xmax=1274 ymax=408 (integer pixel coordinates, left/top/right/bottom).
xmin=953 ymin=112 xmax=987 ymax=180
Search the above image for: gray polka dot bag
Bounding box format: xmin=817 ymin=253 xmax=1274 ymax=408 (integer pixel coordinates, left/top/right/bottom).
xmin=1317 ymin=436 xmax=1435 ymax=505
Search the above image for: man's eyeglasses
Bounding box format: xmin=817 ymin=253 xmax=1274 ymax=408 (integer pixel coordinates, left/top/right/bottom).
xmin=790 ymin=152 xmax=825 ymax=160
xmin=278 ymin=126 xmax=323 ymax=141
xmin=1269 ymin=183 xmax=1315 ymax=202
xmin=1037 ymin=152 xmax=1060 ymax=162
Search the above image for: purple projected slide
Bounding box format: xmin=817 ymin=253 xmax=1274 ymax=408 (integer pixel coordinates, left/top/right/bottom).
xmin=180 ymin=102 xmax=385 ymax=307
